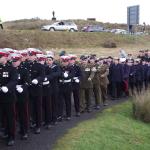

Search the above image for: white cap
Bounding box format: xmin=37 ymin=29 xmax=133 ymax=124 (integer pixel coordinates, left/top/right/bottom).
xmin=120 ymin=58 xmax=126 ymax=62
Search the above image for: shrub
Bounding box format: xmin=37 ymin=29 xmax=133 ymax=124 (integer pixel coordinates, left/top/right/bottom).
xmin=133 ymin=92 xmax=150 ymax=123
xmin=102 ymin=41 xmax=117 ymax=48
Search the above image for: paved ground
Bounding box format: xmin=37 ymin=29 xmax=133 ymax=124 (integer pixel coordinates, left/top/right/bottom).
xmin=0 ymin=98 xmax=128 ymax=150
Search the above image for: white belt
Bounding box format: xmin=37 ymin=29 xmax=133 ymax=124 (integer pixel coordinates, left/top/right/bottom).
xmin=59 ymin=79 xmax=71 ymax=83
xmin=43 ymin=81 xmax=50 ymax=85
xmin=16 ymin=85 xmax=22 ymax=88
xmin=73 ymin=77 xmax=79 ymax=80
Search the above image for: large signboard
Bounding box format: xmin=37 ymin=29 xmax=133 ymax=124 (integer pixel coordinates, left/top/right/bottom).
xmin=127 ymin=5 xmax=139 ymax=25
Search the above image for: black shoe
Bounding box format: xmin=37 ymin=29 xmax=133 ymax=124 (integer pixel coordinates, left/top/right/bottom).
xmin=111 ymin=97 xmax=116 ymax=100
xmin=57 ymin=116 xmax=63 ymax=122
xmin=76 ymin=112 xmax=80 ymax=117
xmin=34 ymin=128 xmax=40 ymax=134
xmin=30 ymin=123 xmax=36 ymax=129
xmin=87 ymin=109 xmax=92 ymax=113
xmin=7 ymin=140 xmax=15 ymax=146
xmin=80 ymin=110 xmax=85 ymax=113
xmin=0 ymin=127 xmax=5 ymax=132
xmin=51 ymin=121 xmax=58 ymax=126
xmin=66 ymin=117 xmax=71 ymax=121
xmin=103 ymin=103 xmax=108 ymax=106
xmin=21 ymin=134 xmax=28 ymax=140
xmin=1 ymin=134 xmax=8 ymax=139
xmin=46 ymin=124 xmax=52 ymax=130
xmin=95 ymin=105 xmax=100 ymax=110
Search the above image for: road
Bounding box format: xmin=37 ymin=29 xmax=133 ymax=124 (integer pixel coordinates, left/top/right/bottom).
xmin=0 ymin=98 xmax=127 ymax=150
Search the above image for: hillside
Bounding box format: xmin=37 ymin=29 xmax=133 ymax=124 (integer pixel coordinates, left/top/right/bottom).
xmin=3 ymin=18 xmax=128 ymax=31
xmin=1 ymin=19 xmax=150 ymax=56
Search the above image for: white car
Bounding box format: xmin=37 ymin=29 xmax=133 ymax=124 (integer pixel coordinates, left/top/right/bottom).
xmin=41 ymin=21 xmax=78 ymax=32
xmin=111 ymin=29 xmax=128 ymax=35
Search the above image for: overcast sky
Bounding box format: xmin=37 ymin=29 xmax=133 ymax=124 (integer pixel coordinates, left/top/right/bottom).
xmin=0 ymin=0 xmax=149 ymax=24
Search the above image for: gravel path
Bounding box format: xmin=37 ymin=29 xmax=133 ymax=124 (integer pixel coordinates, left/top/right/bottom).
xmin=0 ymin=98 xmax=128 ymax=150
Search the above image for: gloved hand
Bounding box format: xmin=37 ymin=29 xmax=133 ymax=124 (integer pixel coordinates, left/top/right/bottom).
xmin=43 ymin=81 xmax=50 ymax=85
xmin=64 ymin=72 xmax=68 ymax=78
xmin=32 ymin=79 xmax=38 ymax=85
xmin=88 ymin=77 xmax=91 ymax=81
xmin=92 ymin=67 xmax=97 ymax=72
xmin=17 ymin=87 xmax=23 ymax=93
xmin=101 ymin=75 xmax=105 ymax=78
xmin=75 ymin=79 xmax=80 ymax=83
xmin=1 ymin=86 xmax=8 ymax=93
xmin=44 ymin=77 xmax=48 ymax=81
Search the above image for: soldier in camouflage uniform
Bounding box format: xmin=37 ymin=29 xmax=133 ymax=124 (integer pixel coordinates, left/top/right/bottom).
xmin=79 ymin=56 xmax=95 ymax=113
xmin=99 ymin=59 xmax=109 ymax=106
xmin=90 ymin=56 xmax=101 ymax=109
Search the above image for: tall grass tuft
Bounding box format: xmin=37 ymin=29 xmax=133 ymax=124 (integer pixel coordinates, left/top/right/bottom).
xmin=133 ymin=91 xmax=150 ymax=123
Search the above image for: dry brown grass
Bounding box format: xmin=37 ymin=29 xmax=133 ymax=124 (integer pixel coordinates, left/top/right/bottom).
xmin=3 ymin=18 xmax=150 ymax=33
xmin=1 ymin=29 xmax=150 ymax=56
xmin=3 ymin=19 xmax=127 ymax=31
xmin=133 ymin=91 xmax=150 ymax=123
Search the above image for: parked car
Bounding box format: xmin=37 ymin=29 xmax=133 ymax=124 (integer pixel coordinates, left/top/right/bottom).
xmin=41 ymin=21 xmax=78 ymax=32
xmin=103 ymin=29 xmax=111 ymax=32
xmin=82 ymin=25 xmax=104 ymax=32
xmin=111 ymin=29 xmax=128 ymax=34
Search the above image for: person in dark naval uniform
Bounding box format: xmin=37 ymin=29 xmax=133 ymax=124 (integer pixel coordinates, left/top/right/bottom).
xmin=27 ymin=49 xmax=45 ymax=134
xmin=0 ymin=50 xmax=17 ymax=146
xmin=69 ymin=54 xmax=81 ymax=117
xmin=58 ymin=56 xmax=74 ymax=121
xmin=11 ymin=53 xmax=30 ymax=140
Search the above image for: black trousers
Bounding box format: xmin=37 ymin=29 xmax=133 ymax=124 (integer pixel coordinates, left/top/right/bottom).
xmin=135 ymin=80 xmax=143 ymax=94
xmin=0 ymin=102 xmax=16 ymax=139
xmin=0 ymin=24 xmax=3 ymax=29
xmin=129 ymin=82 xmax=135 ymax=95
xmin=17 ymin=99 xmax=29 ymax=135
xmin=30 ymin=96 xmax=42 ymax=128
xmin=59 ymin=84 xmax=72 ymax=118
xmin=111 ymin=81 xmax=122 ymax=98
xmin=72 ymin=83 xmax=80 ymax=113
xmin=51 ymin=87 xmax=59 ymax=122
xmin=144 ymin=79 xmax=148 ymax=90
xmin=42 ymin=95 xmax=52 ymax=125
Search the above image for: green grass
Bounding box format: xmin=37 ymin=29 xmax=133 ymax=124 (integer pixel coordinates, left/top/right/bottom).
xmin=53 ymin=101 xmax=150 ymax=150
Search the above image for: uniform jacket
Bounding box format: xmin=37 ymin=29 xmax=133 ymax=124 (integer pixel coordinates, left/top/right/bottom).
xmin=59 ymin=65 xmax=74 ymax=87
xmin=129 ymin=65 xmax=136 ymax=83
xmin=99 ymin=63 xmax=109 ymax=87
xmin=70 ymin=63 xmax=82 ymax=86
xmin=134 ymin=64 xmax=143 ymax=81
xmin=16 ymin=64 xmax=30 ymax=100
xmin=109 ymin=63 xmax=123 ymax=82
xmin=28 ymin=61 xmax=45 ymax=97
xmin=0 ymin=63 xmax=17 ymax=103
xmin=43 ymin=63 xmax=61 ymax=96
xmin=141 ymin=64 xmax=148 ymax=81
xmin=123 ymin=64 xmax=130 ymax=80
xmin=80 ymin=63 xmax=95 ymax=89
xmin=92 ymin=63 xmax=101 ymax=85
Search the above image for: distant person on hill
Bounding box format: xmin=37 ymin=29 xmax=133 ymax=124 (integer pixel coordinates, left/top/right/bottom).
xmin=0 ymin=17 xmax=3 ymax=29
xmin=119 ymin=49 xmax=127 ymax=58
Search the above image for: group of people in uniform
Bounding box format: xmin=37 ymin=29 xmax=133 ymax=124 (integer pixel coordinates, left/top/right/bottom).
xmin=0 ymin=47 xmax=150 ymax=146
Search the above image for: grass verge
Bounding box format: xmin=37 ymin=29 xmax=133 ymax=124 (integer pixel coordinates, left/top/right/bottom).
xmin=53 ymin=101 xmax=150 ymax=150
xmin=1 ymin=30 xmax=150 ymax=53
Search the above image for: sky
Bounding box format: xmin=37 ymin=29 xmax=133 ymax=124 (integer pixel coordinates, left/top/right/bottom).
xmin=0 ymin=0 xmax=149 ymax=24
